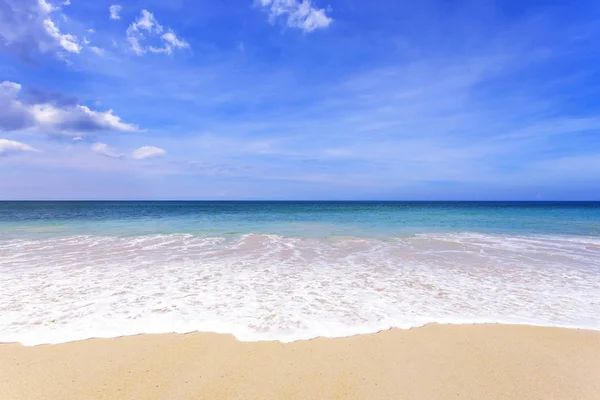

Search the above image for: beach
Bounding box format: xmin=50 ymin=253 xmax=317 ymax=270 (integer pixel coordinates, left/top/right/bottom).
xmin=2 ymin=324 xmax=600 ymax=400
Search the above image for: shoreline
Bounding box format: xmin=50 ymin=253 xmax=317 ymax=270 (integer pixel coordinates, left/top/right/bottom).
xmin=2 ymin=324 xmax=599 ymax=399
xmin=2 ymin=321 xmax=600 ymax=347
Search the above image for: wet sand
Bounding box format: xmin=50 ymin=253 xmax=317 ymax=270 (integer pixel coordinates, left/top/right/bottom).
xmin=1 ymin=324 xmax=599 ymax=400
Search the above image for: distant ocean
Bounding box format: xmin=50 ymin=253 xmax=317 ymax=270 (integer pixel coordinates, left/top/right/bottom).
xmin=1 ymin=201 xmax=599 ymax=345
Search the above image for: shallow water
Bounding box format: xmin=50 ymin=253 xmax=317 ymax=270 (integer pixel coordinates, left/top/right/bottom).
xmin=1 ymin=201 xmax=599 ymax=345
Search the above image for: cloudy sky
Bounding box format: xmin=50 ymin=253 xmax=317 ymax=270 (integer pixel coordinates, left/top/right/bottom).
xmin=0 ymin=0 xmax=599 ymax=200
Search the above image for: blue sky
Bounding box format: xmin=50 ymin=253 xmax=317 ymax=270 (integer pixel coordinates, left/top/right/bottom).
xmin=0 ymin=0 xmax=599 ymax=200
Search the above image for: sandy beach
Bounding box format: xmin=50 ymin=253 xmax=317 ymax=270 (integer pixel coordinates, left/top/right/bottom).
xmin=1 ymin=324 xmax=599 ymax=400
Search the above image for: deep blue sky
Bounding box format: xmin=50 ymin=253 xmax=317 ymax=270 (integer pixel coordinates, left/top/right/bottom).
xmin=0 ymin=0 xmax=599 ymax=200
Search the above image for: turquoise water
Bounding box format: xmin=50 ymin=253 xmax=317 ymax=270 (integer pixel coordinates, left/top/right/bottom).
xmin=1 ymin=201 xmax=599 ymax=345
xmin=1 ymin=201 xmax=599 ymax=238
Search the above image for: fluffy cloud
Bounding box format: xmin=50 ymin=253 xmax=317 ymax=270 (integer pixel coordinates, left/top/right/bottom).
xmin=0 ymin=138 xmax=39 ymax=156
xmin=257 ymin=0 xmax=332 ymax=32
xmin=109 ymin=4 xmax=122 ymax=20
xmin=0 ymin=0 xmax=82 ymax=57
xmin=159 ymin=31 xmax=189 ymax=51
xmin=0 ymin=81 xmax=139 ymax=134
xmin=132 ymin=146 xmax=165 ymax=160
xmin=0 ymin=82 xmax=34 ymax=131
xmin=126 ymin=10 xmax=189 ymax=55
xmin=91 ymin=142 xmax=123 ymax=158
xmin=42 ymin=18 xmax=80 ymax=53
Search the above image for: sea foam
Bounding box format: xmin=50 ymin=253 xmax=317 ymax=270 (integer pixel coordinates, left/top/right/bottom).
xmin=1 ymin=233 xmax=599 ymax=345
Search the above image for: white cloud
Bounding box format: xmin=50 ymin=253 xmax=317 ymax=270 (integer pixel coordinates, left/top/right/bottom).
xmin=0 ymin=139 xmax=39 ymax=156
xmin=0 ymin=0 xmax=83 ymax=57
xmin=109 ymin=5 xmax=122 ymax=20
xmin=43 ymin=18 xmax=81 ymax=53
xmin=38 ymin=0 xmax=55 ymax=14
xmin=91 ymin=142 xmax=123 ymax=158
xmin=258 ymin=0 xmax=332 ymax=32
xmin=161 ymin=31 xmax=189 ymax=49
xmin=132 ymin=146 xmax=166 ymax=160
xmin=127 ymin=36 xmax=144 ymax=55
xmin=30 ymin=104 xmax=137 ymax=132
xmin=0 ymin=80 xmax=139 ymax=134
xmin=89 ymin=46 xmax=105 ymax=56
xmin=132 ymin=9 xmax=160 ymax=31
xmin=126 ymin=10 xmax=189 ymax=55
xmin=0 ymin=81 xmax=32 ymax=131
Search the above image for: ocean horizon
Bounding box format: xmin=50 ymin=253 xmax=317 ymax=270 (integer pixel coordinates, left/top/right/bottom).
xmin=1 ymin=201 xmax=599 ymax=345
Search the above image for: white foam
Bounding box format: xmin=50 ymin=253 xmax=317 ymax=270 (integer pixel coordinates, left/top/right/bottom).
xmin=1 ymin=233 xmax=599 ymax=345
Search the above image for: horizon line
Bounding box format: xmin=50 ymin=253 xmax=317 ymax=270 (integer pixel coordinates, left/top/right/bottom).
xmin=1 ymin=199 xmax=599 ymax=202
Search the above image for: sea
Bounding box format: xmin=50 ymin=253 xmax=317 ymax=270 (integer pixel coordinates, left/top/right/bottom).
xmin=1 ymin=201 xmax=599 ymax=345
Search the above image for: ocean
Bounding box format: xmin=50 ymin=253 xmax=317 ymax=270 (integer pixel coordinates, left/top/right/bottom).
xmin=1 ymin=201 xmax=599 ymax=345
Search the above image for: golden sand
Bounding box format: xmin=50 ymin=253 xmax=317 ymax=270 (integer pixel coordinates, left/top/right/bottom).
xmin=1 ymin=324 xmax=599 ymax=400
